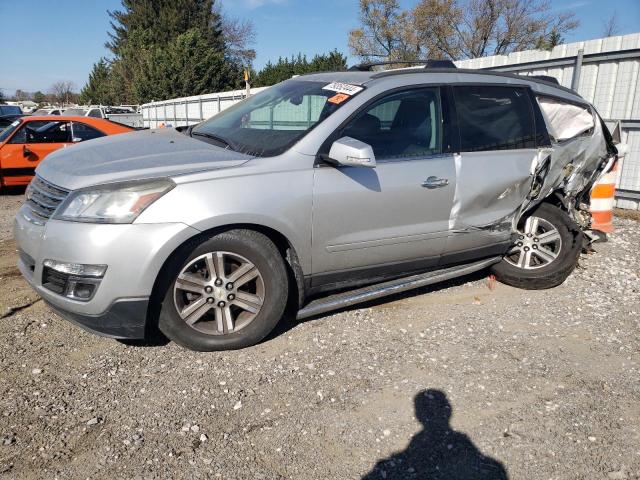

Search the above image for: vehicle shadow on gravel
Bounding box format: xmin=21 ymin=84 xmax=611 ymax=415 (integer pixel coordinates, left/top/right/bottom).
xmin=0 ymin=186 xmax=27 ymax=196
xmin=362 ymin=389 xmax=508 ymax=480
xmin=269 ymin=269 xmax=490 ymax=341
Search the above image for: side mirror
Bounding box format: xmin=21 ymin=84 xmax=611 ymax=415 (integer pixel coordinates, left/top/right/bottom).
xmin=328 ymin=136 xmax=376 ymax=168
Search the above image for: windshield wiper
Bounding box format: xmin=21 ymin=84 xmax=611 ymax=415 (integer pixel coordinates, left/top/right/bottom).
xmin=191 ymin=131 xmax=235 ymax=151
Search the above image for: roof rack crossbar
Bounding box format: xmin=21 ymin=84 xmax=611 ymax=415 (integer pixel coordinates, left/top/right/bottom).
xmin=349 ymin=59 xmax=457 ymax=72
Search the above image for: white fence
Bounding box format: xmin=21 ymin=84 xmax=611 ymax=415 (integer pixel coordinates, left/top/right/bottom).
xmin=141 ymin=87 xmax=268 ymax=129
xmin=141 ymin=33 xmax=640 ymax=209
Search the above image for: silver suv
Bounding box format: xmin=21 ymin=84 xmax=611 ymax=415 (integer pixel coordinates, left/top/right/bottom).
xmin=14 ymin=64 xmax=619 ymax=351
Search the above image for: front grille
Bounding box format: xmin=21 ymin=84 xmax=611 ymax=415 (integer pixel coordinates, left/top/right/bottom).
xmin=25 ymin=176 xmax=70 ymax=223
xmin=42 ymin=266 xmax=67 ymax=295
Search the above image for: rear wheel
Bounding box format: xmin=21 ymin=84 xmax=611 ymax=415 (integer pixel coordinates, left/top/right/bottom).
xmin=491 ymin=203 xmax=583 ymax=290
xmin=158 ymin=230 xmax=288 ymax=351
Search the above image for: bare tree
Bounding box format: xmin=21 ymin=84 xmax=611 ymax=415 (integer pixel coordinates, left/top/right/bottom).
xmin=601 ymin=12 xmax=621 ymax=37
xmin=349 ymin=0 xmax=579 ymax=61
xmin=215 ymin=3 xmax=256 ymax=66
xmin=14 ymin=89 xmax=30 ymax=101
xmin=50 ymin=81 xmax=76 ymax=106
xmin=221 ymin=14 xmax=256 ymax=66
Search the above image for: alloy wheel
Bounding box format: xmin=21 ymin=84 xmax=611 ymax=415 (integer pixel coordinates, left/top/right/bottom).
xmin=505 ymin=216 xmax=562 ymax=270
xmin=173 ymin=251 xmax=265 ymax=335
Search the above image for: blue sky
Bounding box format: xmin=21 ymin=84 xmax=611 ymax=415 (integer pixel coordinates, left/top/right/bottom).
xmin=0 ymin=0 xmax=638 ymax=94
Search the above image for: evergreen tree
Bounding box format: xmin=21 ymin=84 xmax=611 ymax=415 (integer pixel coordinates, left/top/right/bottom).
xmin=79 ymin=58 xmax=115 ymax=105
xmin=84 ymin=0 xmax=238 ymax=104
xmin=536 ymin=28 xmax=564 ymax=51
xmin=33 ymin=91 xmax=46 ymax=104
xmin=254 ymin=50 xmax=348 ymax=87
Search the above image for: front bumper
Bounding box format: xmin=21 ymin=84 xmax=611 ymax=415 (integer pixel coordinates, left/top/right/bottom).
xmin=44 ymin=298 xmax=149 ymax=339
xmin=14 ymin=205 xmax=200 ymax=339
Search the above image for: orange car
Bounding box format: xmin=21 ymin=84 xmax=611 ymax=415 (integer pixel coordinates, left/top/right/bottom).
xmin=0 ymin=116 xmax=133 ymax=187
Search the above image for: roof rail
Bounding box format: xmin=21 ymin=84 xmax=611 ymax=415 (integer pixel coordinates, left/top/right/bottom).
xmin=528 ymin=75 xmax=560 ymax=85
xmin=348 ymin=59 xmax=457 ymax=72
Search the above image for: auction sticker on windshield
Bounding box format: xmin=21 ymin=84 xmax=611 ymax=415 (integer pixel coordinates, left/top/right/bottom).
xmin=323 ymin=82 xmax=364 ymax=96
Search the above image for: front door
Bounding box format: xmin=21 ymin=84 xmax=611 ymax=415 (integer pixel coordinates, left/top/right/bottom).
xmin=311 ymin=87 xmax=456 ymax=287
xmin=1 ymin=120 xmax=72 ymax=185
xmin=24 ymin=120 xmax=73 ymax=164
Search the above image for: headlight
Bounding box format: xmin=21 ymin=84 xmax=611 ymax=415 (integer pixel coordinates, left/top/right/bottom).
xmin=53 ymin=178 xmax=174 ymax=224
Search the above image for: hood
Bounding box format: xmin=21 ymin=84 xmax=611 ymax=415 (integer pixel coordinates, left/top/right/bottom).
xmin=36 ymin=128 xmax=253 ymax=190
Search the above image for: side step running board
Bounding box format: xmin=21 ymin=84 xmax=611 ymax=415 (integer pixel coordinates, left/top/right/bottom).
xmin=296 ymin=257 xmax=501 ymax=320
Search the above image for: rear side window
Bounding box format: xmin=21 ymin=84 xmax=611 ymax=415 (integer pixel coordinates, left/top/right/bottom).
xmin=72 ymin=122 xmax=105 ymax=142
xmin=453 ymin=86 xmax=536 ymax=151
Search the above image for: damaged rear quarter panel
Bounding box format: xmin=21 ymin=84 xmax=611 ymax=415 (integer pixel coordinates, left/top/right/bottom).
xmin=449 ymin=100 xmax=610 ymax=243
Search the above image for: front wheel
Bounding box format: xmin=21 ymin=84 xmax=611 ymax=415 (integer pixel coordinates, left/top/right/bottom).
xmin=157 ymin=229 xmax=288 ymax=351
xmin=491 ymin=203 xmax=583 ymax=290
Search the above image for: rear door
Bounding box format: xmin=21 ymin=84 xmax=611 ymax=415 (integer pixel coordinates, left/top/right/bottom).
xmin=311 ymin=87 xmax=457 ymax=286
xmin=444 ymin=85 xmax=546 ymax=259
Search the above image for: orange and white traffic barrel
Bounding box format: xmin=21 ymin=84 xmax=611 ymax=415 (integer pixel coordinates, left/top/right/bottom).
xmin=590 ymin=160 xmax=619 ymax=233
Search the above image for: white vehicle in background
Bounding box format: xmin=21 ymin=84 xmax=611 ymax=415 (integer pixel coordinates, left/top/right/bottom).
xmin=31 ymin=107 xmax=64 ymax=116
xmin=62 ymin=105 xmax=143 ymax=128
xmin=61 ymin=107 xmax=88 ymax=116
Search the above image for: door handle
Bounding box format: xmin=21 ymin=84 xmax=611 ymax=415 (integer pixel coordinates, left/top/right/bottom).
xmin=23 ymin=146 xmax=33 ymax=158
xmin=422 ymin=176 xmax=449 ymax=189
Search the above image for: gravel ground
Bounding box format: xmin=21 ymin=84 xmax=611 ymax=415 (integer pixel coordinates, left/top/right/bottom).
xmin=0 ymin=191 xmax=639 ymax=479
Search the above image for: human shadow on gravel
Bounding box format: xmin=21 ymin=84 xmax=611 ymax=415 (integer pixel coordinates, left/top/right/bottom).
xmin=362 ymin=389 xmax=508 ymax=480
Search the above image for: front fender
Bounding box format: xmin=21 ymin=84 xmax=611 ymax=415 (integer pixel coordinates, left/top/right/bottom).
xmin=136 ymin=170 xmax=314 ymax=274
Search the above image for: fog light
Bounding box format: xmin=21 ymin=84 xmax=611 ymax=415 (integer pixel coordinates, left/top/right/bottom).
xmin=42 ymin=261 xmax=106 ymax=302
xmin=67 ymin=281 xmax=97 ymax=300
xmin=43 ymin=260 xmax=107 ymax=278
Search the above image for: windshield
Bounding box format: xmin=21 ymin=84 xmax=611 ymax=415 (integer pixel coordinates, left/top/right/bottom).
xmin=0 ymin=120 xmax=22 ymax=143
xmin=191 ymin=79 xmax=363 ymax=157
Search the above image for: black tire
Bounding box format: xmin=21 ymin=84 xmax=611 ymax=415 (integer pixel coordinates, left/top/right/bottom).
xmin=157 ymin=229 xmax=288 ymax=351
xmin=491 ymin=203 xmax=583 ymax=290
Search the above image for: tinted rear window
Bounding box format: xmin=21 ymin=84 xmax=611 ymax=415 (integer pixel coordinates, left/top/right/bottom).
xmin=453 ymin=86 xmax=536 ymax=152
xmin=0 ymin=105 xmax=22 ymax=116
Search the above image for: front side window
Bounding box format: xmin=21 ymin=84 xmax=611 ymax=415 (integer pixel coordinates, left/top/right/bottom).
xmin=9 ymin=121 xmax=71 ymax=144
xmin=192 ymin=79 xmax=363 ymax=157
xmin=453 ymin=86 xmax=536 ymax=152
xmin=340 ymin=88 xmax=442 ymax=160
xmin=72 ymin=122 xmax=105 ymax=142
